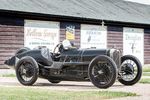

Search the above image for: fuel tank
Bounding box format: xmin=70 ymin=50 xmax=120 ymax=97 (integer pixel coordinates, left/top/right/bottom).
xmin=60 ymin=48 xmax=108 ymax=62
xmin=81 ymin=49 xmax=108 ymax=61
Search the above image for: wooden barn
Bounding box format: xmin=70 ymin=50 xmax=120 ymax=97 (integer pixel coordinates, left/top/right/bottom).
xmin=0 ymin=0 xmax=150 ymax=68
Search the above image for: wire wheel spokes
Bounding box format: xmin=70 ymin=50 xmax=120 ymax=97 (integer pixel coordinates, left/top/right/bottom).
xmin=92 ymin=62 xmax=113 ymax=85
xmin=18 ymin=62 xmax=35 ymax=82
xmin=120 ymin=59 xmax=138 ymax=81
xmin=89 ymin=55 xmax=117 ymax=88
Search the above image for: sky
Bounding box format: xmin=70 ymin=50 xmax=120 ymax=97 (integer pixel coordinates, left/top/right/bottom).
xmin=125 ymin=0 xmax=150 ymax=5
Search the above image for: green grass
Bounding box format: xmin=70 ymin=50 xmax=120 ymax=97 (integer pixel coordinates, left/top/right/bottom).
xmin=143 ymin=66 xmax=150 ymax=72
xmin=0 ymin=74 xmax=16 ymax=77
xmin=143 ymin=72 xmax=150 ymax=76
xmin=138 ymin=65 xmax=150 ymax=84
xmin=140 ymin=78 xmax=150 ymax=84
xmin=0 ymin=86 xmax=136 ymax=100
xmin=142 ymin=66 xmax=150 ymax=76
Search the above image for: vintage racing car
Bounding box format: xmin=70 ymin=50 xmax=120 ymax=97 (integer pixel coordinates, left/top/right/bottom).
xmin=5 ymin=40 xmax=142 ymax=88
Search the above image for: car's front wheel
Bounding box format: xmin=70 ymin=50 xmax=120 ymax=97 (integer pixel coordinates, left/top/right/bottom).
xmin=16 ymin=56 xmax=39 ymax=86
xmin=118 ymin=55 xmax=142 ymax=85
xmin=88 ymin=55 xmax=117 ymax=89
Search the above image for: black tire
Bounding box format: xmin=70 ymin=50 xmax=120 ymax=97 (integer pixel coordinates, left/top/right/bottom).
xmin=118 ymin=55 xmax=142 ymax=85
xmin=88 ymin=55 xmax=117 ymax=89
xmin=16 ymin=56 xmax=39 ymax=86
xmin=48 ymin=79 xmax=61 ymax=84
xmin=15 ymin=47 xmax=30 ymax=55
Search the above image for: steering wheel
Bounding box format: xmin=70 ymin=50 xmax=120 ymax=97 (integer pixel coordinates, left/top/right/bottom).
xmin=53 ymin=40 xmax=73 ymax=54
xmin=53 ymin=43 xmax=63 ymax=55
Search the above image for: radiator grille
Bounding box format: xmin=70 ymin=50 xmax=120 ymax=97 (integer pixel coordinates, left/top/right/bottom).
xmin=109 ymin=49 xmax=121 ymax=69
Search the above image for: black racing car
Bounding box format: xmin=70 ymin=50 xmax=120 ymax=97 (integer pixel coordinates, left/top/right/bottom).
xmin=5 ymin=40 xmax=142 ymax=89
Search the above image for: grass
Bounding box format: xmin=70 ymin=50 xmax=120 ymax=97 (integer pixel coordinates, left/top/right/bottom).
xmin=143 ymin=72 xmax=150 ymax=76
xmin=143 ymin=66 xmax=150 ymax=72
xmin=138 ymin=66 xmax=150 ymax=84
xmin=0 ymin=74 xmax=16 ymax=77
xmin=142 ymin=66 xmax=150 ymax=77
xmin=0 ymin=86 xmax=136 ymax=100
xmin=140 ymin=78 xmax=150 ymax=84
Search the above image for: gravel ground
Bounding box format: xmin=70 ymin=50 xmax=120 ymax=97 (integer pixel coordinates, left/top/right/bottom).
xmin=0 ymin=69 xmax=15 ymax=75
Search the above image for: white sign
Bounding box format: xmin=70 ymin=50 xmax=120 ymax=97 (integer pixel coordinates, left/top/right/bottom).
xmin=123 ymin=27 xmax=144 ymax=64
xmin=24 ymin=20 xmax=59 ymax=52
xmin=80 ymin=24 xmax=107 ymax=49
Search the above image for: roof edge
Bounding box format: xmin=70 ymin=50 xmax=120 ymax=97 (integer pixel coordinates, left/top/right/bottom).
xmin=0 ymin=9 xmax=150 ymax=28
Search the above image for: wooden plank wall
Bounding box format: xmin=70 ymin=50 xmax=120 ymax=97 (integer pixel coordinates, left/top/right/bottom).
xmin=107 ymin=26 xmax=123 ymax=51
xmin=144 ymin=29 xmax=150 ymax=64
xmin=0 ymin=17 xmax=24 ymax=66
xmin=0 ymin=17 xmax=149 ymax=66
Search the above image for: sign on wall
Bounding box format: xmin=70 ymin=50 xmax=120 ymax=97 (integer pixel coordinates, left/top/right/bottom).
xmin=66 ymin=25 xmax=75 ymax=40
xmin=123 ymin=27 xmax=144 ymax=64
xmin=24 ymin=20 xmax=59 ymax=52
xmin=60 ymin=22 xmax=80 ymax=40
xmin=80 ymin=24 xmax=107 ymax=49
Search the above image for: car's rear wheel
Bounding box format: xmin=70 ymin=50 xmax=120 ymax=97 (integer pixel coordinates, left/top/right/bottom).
xmin=47 ymin=79 xmax=61 ymax=84
xmin=118 ymin=55 xmax=142 ymax=85
xmin=88 ymin=55 xmax=117 ymax=89
xmin=16 ymin=56 xmax=39 ymax=86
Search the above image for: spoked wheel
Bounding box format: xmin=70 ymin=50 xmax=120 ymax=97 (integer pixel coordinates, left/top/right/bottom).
xmin=16 ymin=56 xmax=39 ymax=86
xmin=118 ymin=55 xmax=142 ymax=85
xmin=88 ymin=55 xmax=117 ymax=89
xmin=48 ymin=79 xmax=61 ymax=84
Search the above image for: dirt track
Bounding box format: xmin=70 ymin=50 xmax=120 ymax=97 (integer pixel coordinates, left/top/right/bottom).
xmin=0 ymin=77 xmax=150 ymax=100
